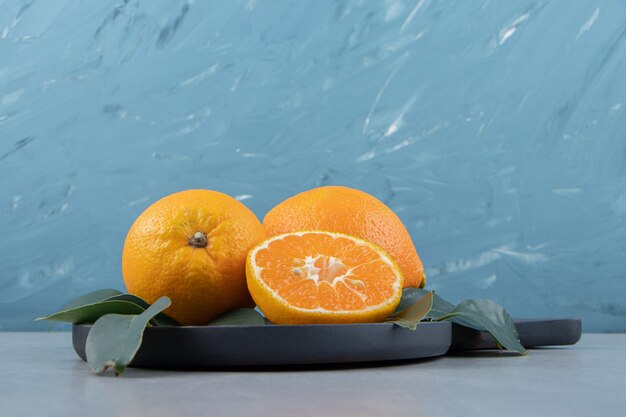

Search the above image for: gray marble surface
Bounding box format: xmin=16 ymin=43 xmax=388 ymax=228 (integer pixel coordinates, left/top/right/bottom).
xmin=1 ymin=332 xmax=624 ymax=417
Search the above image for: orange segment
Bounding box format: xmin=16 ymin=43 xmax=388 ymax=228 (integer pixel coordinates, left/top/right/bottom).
xmin=246 ymin=231 xmax=404 ymax=324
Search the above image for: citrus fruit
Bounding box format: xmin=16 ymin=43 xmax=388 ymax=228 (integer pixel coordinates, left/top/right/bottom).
xmin=246 ymin=231 xmax=404 ymax=324
xmin=262 ymin=186 xmax=425 ymax=288
xmin=122 ymin=189 xmax=265 ymax=325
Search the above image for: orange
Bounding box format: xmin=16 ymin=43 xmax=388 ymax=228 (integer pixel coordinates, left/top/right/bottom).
xmin=246 ymin=231 xmax=403 ymax=324
xmin=263 ymin=186 xmax=426 ymax=288
xmin=122 ymin=189 xmax=265 ymax=325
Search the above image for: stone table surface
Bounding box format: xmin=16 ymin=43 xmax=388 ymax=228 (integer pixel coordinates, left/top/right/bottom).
xmin=1 ymin=332 xmax=625 ymax=417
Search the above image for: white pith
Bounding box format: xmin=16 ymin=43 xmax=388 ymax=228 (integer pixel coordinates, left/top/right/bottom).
xmin=249 ymin=231 xmax=402 ymax=314
xmin=294 ymin=254 xmax=367 ymax=302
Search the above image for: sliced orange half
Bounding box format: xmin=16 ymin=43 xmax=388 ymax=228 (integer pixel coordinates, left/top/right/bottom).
xmin=246 ymin=231 xmax=404 ymax=324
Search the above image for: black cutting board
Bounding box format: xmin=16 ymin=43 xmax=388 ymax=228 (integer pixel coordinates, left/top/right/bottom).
xmin=72 ymin=321 xmax=452 ymax=368
xmin=71 ymin=318 xmax=581 ymax=369
xmin=451 ymin=318 xmax=582 ymax=351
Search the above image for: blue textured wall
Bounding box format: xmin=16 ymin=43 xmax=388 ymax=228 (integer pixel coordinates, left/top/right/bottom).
xmin=1 ymin=0 xmax=625 ymax=331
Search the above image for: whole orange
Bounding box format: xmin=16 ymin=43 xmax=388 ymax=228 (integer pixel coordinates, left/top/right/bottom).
xmin=263 ymin=186 xmax=425 ymax=288
xmin=122 ymin=189 xmax=266 ymax=325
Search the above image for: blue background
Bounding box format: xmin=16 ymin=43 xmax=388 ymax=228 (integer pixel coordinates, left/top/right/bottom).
xmin=1 ymin=0 xmax=625 ymax=331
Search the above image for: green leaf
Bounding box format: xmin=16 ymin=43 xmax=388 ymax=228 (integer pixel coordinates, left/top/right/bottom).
xmin=86 ymin=296 xmax=171 ymax=375
xmin=387 ymin=291 xmax=434 ymax=330
xmin=36 ymin=290 xmax=180 ymax=326
xmin=437 ymin=299 xmax=526 ymax=354
xmin=394 ymin=288 xmax=526 ymax=354
xmin=36 ymin=300 xmax=145 ymax=324
xmin=58 ymin=289 xmax=123 ymax=311
xmin=397 ymin=288 xmax=486 ymax=330
xmin=106 ymin=294 xmax=180 ymax=326
xmin=395 ymin=288 xmax=455 ymax=316
xmin=209 ymin=308 xmax=265 ymax=326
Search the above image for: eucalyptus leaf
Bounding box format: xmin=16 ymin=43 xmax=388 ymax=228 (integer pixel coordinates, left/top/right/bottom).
xmin=209 ymin=308 xmax=265 ymax=326
xmin=86 ymin=296 xmax=171 ymax=375
xmin=387 ymin=291 xmax=433 ymax=330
